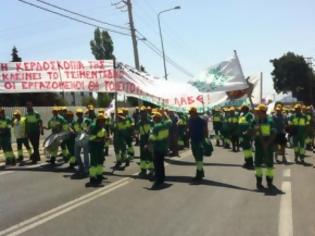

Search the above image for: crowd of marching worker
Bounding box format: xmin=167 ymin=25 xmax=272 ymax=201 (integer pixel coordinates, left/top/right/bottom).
xmin=0 ymin=102 xmax=210 ymax=189
xmin=0 ymin=101 xmax=314 ymax=190
xmin=212 ymin=103 xmax=315 ymax=190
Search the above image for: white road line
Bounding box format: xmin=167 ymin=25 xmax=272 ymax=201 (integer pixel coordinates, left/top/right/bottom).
xmin=0 ymin=150 xmax=192 ymax=236
xmin=0 ymin=171 xmax=14 ymax=176
xmin=283 ymin=169 xmax=291 ymax=177
xmin=0 ymin=177 xmax=130 ymax=236
xmin=7 ymin=181 xmax=130 ymax=236
xmin=279 ymin=181 xmax=293 ymax=236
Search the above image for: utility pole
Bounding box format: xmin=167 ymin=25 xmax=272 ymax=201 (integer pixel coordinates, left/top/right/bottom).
xmin=112 ymin=0 xmax=140 ymax=70
xmin=126 ymin=0 xmax=140 ymax=70
xmin=112 ymin=0 xmax=141 ymax=105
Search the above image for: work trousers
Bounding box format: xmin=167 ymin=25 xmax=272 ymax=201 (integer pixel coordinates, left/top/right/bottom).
xmin=75 ymin=141 xmax=90 ymax=174
xmin=16 ymin=138 xmax=31 ymax=161
xmin=27 ymin=131 xmax=40 ymax=161
xmin=139 ymin=141 xmax=153 ymax=171
xmin=254 ymin=143 xmax=274 ymax=178
xmin=153 ymin=150 xmax=166 ymax=184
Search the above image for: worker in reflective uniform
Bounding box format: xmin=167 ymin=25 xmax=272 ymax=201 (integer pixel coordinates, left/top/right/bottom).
xmin=138 ymin=106 xmax=154 ymax=177
xmin=47 ymin=107 xmax=66 ymax=165
xmin=12 ymin=110 xmax=32 ymax=165
xmin=289 ymin=104 xmax=307 ymax=164
xmin=113 ymin=109 xmax=128 ymax=169
xmin=222 ymin=107 xmax=231 ymax=149
xmin=253 ymin=104 xmax=277 ymax=191
xmin=229 ymin=107 xmax=240 ymax=152
xmin=304 ymin=106 xmax=314 ymax=151
xmin=188 ymin=107 xmax=208 ymax=181
xmin=177 ymin=113 xmax=187 ymax=150
xmin=0 ymin=108 xmax=16 ymax=166
xmin=123 ymin=108 xmax=135 ymax=161
xmin=272 ymin=105 xmax=288 ymax=164
xmin=59 ymin=107 xmax=70 ymax=162
xmin=239 ymin=105 xmax=255 ymax=169
xmin=87 ymin=114 xmax=106 ymax=186
xmin=74 ymin=108 xmax=90 ymax=175
xmin=149 ymin=111 xmax=171 ymax=189
xmin=65 ymin=111 xmax=76 ymax=168
xmin=212 ymin=108 xmax=223 ymax=146
xmin=25 ymin=101 xmax=43 ymax=164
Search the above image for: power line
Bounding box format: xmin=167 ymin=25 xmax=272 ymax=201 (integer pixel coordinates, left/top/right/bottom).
xmin=139 ymin=39 xmax=193 ymax=78
xmin=16 ymin=0 xmax=131 ymax=36
xmin=35 ymin=0 xmax=130 ymax=31
xmin=136 ymin=31 xmax=194 ymax=77
xmin=16 ymin=0 xmax=194 ymax=77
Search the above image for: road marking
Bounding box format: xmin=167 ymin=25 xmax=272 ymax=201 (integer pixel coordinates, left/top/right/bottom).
xmin=0 ymin=177 xmax=130 ymax=236
xmin=8 ymin=181 xmax=130 ymax=236
xmin=1 ymin=150 xmax=192 ymax=235
xmin=279 ymin=181 xmax=293 ymax=236
xmin=283 ymin=169 xmax=291 ymax=177
xmin=0 ymin=171 xmax=14 ymax=176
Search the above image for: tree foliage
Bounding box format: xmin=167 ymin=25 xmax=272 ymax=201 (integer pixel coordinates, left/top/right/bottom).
xmin=96 ymin=93 xmax=113 ymax=108
xmin=11 ymin=46 xmax=22 ymax=62
xmin=81 ymin=96 xmax=97 ymax=107
xmin=270 ymin=52 xmax=315 ymax=105
xmin=90 ymin=28 xmax=115 ymax=106
xmin=90 ymin=28 xmax=115 ymax=60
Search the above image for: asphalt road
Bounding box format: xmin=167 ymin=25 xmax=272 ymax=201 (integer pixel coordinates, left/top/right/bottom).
xmin=0 ymin=144 xmax=314 ymax=236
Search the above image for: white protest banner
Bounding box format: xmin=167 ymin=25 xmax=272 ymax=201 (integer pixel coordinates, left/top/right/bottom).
xmin=0 ymin=59 xmax=252 ymax=112
xmin=0 ymin=60 xmax=116 ymax=93
xmin=119 ymin=63 xmax=250 ymax=112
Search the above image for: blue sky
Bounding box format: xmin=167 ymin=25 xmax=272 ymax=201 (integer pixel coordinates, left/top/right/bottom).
xmin=1 ymin=0 xmax=314 ymax=97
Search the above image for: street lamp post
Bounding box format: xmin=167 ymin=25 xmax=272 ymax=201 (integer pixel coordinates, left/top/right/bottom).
xmin=157 ymin=6 xmax=180 ymax=80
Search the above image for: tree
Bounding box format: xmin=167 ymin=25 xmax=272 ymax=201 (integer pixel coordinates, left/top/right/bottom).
xmin=270 ymin=52 xmax=315 ymax=105
xmin=90 ymin=28 xmax=115 ymax=107
xmin=97 ymin=93 xmax=113 ymax=107
xmin=11 ymin=46 xmax=21 ymax=62
xmin=81 ymin=96 xmax=97 ymax=107
xmin=90 ymin=28 xmax=115 ymax=60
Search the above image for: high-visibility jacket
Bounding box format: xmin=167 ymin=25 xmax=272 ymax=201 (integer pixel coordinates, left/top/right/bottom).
xmin=0 ymin=116 xmax=12 ymax=138
xmin=149 ymin=120 xmax=171 ymax=154
xmin=13 ymin=117 xmax=27 ymax=139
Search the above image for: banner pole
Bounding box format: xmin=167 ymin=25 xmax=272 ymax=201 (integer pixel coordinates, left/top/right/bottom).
xmin=56 ymin=61 xmax=65 ymax=102
xmin=234 ymin=50 xmax=254 ymax=109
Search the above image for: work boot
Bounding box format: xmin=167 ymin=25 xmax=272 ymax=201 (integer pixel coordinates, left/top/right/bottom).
xmin=96 ymin=175 xmax=103 ymax=185
xmin=194 ymin=169 xmax=204 ymax=181
xmin=50 ymin=156 xmax=56 ymax=165
xmin=266 ymin=177 xmax=274 ymax=190
xmin=17 ymin=156 xmax=23 ymax=162
xmin=114 ymin=161 xmax=122 ymax=170
xmin=11 ymin=158 xmax=16 ymax=166
xmin=138 ymin=169 xmax=147 ymax=178
xmin=86 ymin=177 xmax=97 ymax=187
xmin=256 ymin=176 xmax=264 ymax=191
xmin=294 ymin=155 xmax=299 ymax=164
xmin=215 ymin=140 xmax=220 ymax=146
xmin=283 ymin=157 xmax=288 ymax=165
xmin=247 ymin=159 xmax=255 ymax=170
xmin=125 ymin=160 xmax=130 ymax=167
xmin=105 ymin=147 xmax=109 ymax=156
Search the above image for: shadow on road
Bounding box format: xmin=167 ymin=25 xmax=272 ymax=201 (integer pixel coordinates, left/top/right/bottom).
xmin=165 ymin=158 xmax=243 ymax=168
